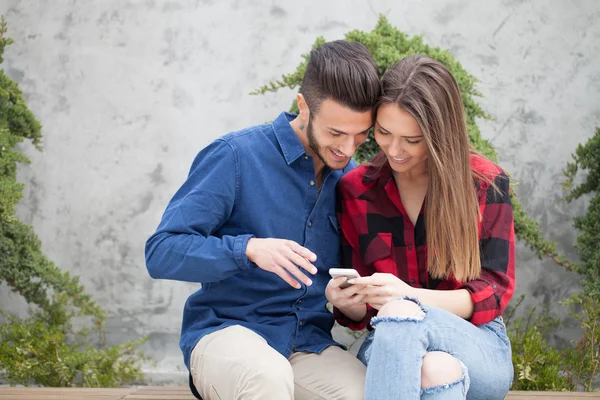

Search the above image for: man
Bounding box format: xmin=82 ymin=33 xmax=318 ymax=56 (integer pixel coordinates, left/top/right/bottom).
xmin=145 ymin=40 xmax=380 ymax=400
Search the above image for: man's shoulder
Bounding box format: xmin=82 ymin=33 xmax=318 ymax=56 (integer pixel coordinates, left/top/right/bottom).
xmin=219 ymin=123 xmax=272 ymax=147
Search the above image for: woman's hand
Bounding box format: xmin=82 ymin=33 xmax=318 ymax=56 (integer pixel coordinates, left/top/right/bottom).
xmin=326 ymin=277 xmax=368 ymax=321
xmin=349 ymin=273 xmax=417 ymax=310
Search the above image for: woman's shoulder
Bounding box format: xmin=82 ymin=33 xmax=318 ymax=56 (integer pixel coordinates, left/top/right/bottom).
xmin=339 ymin=164 xmax=371 ymax=196
xmin=469 ymin=153 xmax=506 ymax=179
xmin=469 ymin=153 xmax=510 ymax=197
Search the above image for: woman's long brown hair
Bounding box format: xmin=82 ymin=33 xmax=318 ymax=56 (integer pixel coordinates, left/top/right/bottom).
xmin=378 ymin=55 xmax=491 ymax=282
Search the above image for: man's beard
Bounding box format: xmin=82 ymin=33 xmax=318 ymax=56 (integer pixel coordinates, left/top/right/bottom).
xmin=307 ymin=118 xmax=329 ymax=166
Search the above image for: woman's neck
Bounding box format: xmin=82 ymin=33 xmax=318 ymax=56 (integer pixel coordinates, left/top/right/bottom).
xmin=393 ymin=163 xmax=429 ymax=186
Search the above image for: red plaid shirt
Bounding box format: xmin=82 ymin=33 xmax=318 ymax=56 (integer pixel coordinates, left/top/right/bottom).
xmin=334 ymin=153 xmax=516 ymax=330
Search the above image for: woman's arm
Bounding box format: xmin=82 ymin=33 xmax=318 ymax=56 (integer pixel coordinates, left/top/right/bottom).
xmin=412 ymin=288 xmax=474 ymax=319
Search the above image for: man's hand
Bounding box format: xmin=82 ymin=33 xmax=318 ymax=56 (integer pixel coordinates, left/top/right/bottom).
xmin=246 ymin=238 xmax=318 ymax=289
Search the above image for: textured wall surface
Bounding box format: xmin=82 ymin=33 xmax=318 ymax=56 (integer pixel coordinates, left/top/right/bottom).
xmin=1 ymin=0 xmax=598 ymax=384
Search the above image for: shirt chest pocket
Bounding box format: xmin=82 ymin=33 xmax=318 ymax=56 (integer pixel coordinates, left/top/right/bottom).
xmin=315 ymin=215 xmax=341 ymax=267
xmin=358 ymin=232 xmax=395 ymax=273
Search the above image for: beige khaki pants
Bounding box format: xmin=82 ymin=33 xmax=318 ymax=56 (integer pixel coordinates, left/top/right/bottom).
xmin=190 ymin=325 xmax=366 ymax=400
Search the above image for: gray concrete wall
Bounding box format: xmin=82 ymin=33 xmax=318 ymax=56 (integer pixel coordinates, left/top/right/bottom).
xmin=0 ymin=0 xmax=598 ymax=384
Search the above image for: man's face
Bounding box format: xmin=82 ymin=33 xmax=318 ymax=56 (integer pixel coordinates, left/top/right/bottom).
xmin=306 ymin=99 xmax=373 ymax=170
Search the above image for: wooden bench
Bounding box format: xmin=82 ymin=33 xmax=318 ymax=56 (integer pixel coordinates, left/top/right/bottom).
xmin=1 ymin=387 xmax=600 ymax=399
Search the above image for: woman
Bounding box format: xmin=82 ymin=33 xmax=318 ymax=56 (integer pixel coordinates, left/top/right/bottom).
xmin=326 ymin=55 xmax=515 ymax=400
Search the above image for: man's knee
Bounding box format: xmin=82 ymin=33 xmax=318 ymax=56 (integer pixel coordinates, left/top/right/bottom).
xmin=190 ymin=326 xmax=294 ymax=399
xmin=242 ymin=357 xmax=294 ymax=392
xmin=292 ymin=347 xmax=365 ymax=400
xmin=421 ymin=351 xmax=463 ymax=389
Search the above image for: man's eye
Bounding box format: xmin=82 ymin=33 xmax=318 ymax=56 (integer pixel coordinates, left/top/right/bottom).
xmin=330 ymin=132 xmax=342 ymax=137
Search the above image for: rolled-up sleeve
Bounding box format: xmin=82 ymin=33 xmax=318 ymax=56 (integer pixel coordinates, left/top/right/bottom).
xmin=462 ymin=172 xmax=516 ymax=325
xmin=145 ymin=139 xmax=255 ymax=283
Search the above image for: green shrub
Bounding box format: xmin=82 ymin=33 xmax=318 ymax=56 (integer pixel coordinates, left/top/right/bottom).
xmin=563 ymin=127 xmax=600 ymax=299
xmin=505 ymin=296 xmax=573 ymax=391
xmin=506 ymin=293 xmax=600 ymax=392
xmin=562 ymin=294 xmax=600 ymax=391
xmin=0 ymin=16 xmax=149 ymax=387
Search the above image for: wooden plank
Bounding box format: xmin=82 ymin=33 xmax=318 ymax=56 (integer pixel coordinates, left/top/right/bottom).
xmin=0 ymin=387 xmax=138 ymax=397
xmin=0 ymin=388 xmax=134 ymax=399
xmin=507 ymin=392 xmax=600 ymax=399
xmin=1 ymin=387 xmax=600 ymax=399
xmin=125 ymin=389 xmax=195 ymax=400
xmin=0 ymin=396 xmax=128 ymax=400
xmin=124 ymin=396 xmax=195 ymax=400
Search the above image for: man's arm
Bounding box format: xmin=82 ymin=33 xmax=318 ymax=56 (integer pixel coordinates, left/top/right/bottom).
xmin=145 ymin=139 xmax=318 ymax=287
xmin=145 ymin=139 xmax=254 ymax=283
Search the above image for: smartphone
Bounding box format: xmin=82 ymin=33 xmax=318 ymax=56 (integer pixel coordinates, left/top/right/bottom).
xmin=329 ymin=268 xmax=361 ymax=289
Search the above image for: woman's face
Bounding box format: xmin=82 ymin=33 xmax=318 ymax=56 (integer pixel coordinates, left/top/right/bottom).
xmin=374 ymin=103 xmax=428 ymax=176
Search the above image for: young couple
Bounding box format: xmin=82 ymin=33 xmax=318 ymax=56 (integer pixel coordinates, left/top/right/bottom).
xmin=146 ymin=40 xmax=515 ymax=400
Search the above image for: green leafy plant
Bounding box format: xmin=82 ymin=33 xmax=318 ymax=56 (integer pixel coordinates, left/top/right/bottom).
xmin=561 ymin=127 xmax=600 ymax=391
xmin=507 ymin=127 xmax=600 ymax=391
xmin=505 ymin=296 xmax=573 ymax=391
xmin=563 ymin=127 xmax=600 ymax=299
xmin=506 ymin=294 xmax=600 ymax=392
xmin=562 ymin=294 xmax=600 ymax=391
xmin=0 ymin=16 xmax=149 ymax=387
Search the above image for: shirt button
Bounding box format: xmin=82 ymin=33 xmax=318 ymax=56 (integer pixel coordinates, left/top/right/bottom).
xmin=304 ymin=155 xmax=309 ymax=160
xmin=410 ymin=279 xmax=416 ymax=284
xmin=299 ymin=321 xmax=304 ymax=326
xmin=307 ymin=221 xmax=312 ymax=227
xmin=309 ymin=180 xmax=315 ymax=186
xmin=492 ymin=284 xmax=497 ymax=289
xmin=408 ymin=245 xmax=413 ymax=250
xmin=298 ymin=299 xmax=302 ymax=304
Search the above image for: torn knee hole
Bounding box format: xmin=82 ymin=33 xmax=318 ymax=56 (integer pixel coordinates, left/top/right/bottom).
xmin=377 ymin=297 xmax=426 ymax=319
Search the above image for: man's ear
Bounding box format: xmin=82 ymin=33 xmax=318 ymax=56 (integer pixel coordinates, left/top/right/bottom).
xmin=296 ymin=93 xmax=310 ymax=123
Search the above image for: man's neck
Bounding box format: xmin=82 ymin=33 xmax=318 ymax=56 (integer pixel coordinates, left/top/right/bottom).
xmin=290 ymin=116 xmax=326 ymax=179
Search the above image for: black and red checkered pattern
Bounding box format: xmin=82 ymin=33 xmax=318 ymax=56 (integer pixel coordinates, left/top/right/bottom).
xmin=334 ymin=153 xmax=516 ymax=330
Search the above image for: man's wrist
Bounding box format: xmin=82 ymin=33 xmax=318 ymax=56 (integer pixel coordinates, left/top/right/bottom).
xmin=245 ymin=237 xmax=256 ymax=262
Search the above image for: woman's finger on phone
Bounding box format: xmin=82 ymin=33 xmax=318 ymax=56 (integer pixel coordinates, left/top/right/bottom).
xmin=341 ymin=282 xmax=365 ymax=296
xmin=357 ymin=284 xmax=392 ymax=296
xmin=347 ymin=293 xmax=366 ymax=306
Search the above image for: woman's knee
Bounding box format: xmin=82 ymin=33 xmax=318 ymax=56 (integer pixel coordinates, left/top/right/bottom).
xmin=377 ymin=298 xmax=425 ymax=319
xmin=421 ymin=351 xmax=464 ymax=389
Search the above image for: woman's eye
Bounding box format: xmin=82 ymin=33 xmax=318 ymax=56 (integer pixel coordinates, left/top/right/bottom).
xmin=376 ymin=128 xmax=390 ymax=136
xmin=406 ymin=139 xmax=422 ymax=144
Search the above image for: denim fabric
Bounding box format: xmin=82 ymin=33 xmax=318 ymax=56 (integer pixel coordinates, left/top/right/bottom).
xmin=145 ymin=112 xmax=356 ymax=371
xmin=357 ymin=298 xmax=513 ymax=400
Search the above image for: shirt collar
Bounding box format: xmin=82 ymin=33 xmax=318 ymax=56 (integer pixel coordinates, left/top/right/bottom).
xmin=357 ymin=152 xmax=394 ymax=202
xmin=273 ymin=112 xmax=307 ymax=165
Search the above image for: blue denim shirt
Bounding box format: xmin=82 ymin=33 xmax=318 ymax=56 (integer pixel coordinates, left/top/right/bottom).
xmin=145 ymin=112 xmax=356 ymax=371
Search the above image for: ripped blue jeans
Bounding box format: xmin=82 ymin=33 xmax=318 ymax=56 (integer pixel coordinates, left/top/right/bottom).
xmin=357 ymin=297 xmax=513 ymax=400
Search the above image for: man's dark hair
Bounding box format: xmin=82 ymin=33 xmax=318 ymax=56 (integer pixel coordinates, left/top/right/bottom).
xmin=301 ymin=40 xmax=380 ymax=115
